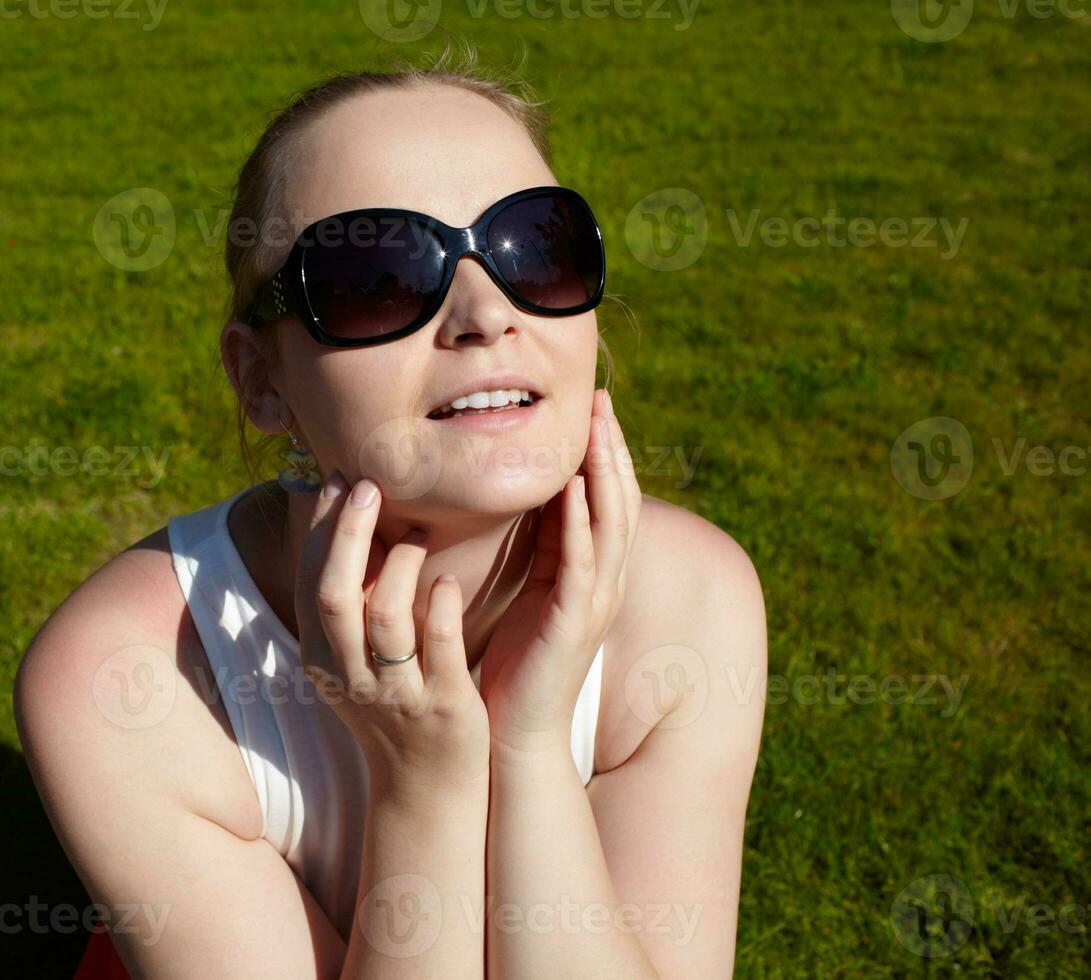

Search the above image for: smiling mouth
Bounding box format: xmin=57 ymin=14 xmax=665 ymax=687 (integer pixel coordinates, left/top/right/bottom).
xmin=426 ymin=392 xmax=543 ymax=421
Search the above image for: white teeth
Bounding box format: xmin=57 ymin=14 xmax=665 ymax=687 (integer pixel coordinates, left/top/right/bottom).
xmin=436 ymin=388 xmax=531 ymax=416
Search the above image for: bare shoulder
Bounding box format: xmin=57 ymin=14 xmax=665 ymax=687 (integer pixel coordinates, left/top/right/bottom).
xmin=628 ymin=492 xmax=764 ymax=597
xmin=595 ymin=493 xmax=767 ymax=775
xmin=14 ymin=525 xmax=263 ymax=842
xmin=14 ymin=527 xmax=348 ymax=974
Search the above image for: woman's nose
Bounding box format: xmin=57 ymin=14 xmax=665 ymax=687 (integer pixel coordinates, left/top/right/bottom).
xmin=432 ymin=255 xmax=522 ymax=346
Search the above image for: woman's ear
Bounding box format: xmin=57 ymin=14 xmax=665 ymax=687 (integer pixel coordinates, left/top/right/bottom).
xmin=220 ymin=318 xmax=285 ymax=436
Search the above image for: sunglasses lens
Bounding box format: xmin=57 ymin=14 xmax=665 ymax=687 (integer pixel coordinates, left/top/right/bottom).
xmin=302 ymin=218 xmax=444 ymax=340
xmin=487 ymin=194 xmax=603 ymax=311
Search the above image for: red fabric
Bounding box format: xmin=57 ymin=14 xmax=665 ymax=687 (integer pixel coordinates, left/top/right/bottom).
xmin=73 ymin=930 xmax=131 ymax=980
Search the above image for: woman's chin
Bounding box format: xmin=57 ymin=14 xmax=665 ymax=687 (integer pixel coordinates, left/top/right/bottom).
xmin=428 ymin=474 xmax=565 ymax=517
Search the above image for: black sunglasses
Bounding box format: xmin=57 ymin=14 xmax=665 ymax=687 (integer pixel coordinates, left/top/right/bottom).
xmin=247 ymin=185 xmax=606 ymax=348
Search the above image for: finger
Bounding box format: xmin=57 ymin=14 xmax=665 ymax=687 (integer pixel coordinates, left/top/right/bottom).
xmin=313 ymin=477 xmax=381 ymax=692
xmin=586 ymin=401 xmax=628 ymax=607
xmin=556 ymin=474 xmax=595 ymax=619
xmin=523 ymin=489 xmax=564 ymax=589
xmin=364 ymin=528 xmax=429 ymax=682
xmin=295 ymin=471 xmax=350 ymax=677
xmin=421 ymin=573 xmax=468 ymax=690
xmin=603 ymin=398 xmax=642 ymax=578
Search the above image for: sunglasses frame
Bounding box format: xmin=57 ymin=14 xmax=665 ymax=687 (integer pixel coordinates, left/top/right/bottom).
xmin=247 ymin=185 xmax=606 ymax=348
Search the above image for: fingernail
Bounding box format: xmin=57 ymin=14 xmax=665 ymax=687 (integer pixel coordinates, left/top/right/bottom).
xmin=597 ymin=416 xmax=610 ymax=440
xmin=603 ymin=388 xmax=614 ymax=417
xmin=322 ymin=471 xmax=346 ymax=499
xmin=350 ymin=479 xmax=378 ymax=507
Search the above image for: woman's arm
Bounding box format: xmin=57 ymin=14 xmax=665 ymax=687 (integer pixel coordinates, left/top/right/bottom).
xmin=14 ymin=552 xmax=350 ymax=979
xmin=295 ymin=473 xmax=493 ymax=978
xmin=484 ymin=521 xmax=767 ymax=979
xmin=338 ymin=774 xmax=488 ymax=978
xmin=15 ymin=520 xmax=492 ymax=980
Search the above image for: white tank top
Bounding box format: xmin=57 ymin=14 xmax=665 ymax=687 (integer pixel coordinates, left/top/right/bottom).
xmin=166 ymin=486 xmax=605 ymax=939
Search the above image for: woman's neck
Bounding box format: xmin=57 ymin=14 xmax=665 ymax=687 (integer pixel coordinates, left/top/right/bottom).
xmin=236 ymin=481 xmax=542 ymax=673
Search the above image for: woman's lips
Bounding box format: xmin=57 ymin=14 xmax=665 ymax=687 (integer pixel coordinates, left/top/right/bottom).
xmin=425 ymin=396 xmax=543 ymax=433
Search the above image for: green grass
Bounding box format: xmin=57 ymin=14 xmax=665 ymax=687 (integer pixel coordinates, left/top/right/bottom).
xmin=2 ymin=1 xmax=1089 ymax=975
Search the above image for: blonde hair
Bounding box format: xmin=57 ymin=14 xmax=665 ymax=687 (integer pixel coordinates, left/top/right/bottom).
xmin=223 ymin=39 xmax=620 ymax=488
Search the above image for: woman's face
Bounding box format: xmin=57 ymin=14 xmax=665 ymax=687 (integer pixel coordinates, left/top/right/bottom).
xmin=268 ymin=83 xmax=600 ymax=523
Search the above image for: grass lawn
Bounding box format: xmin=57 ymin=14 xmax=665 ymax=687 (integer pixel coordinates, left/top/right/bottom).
xmin=1 ymin=1 xmax=1088 ymax=975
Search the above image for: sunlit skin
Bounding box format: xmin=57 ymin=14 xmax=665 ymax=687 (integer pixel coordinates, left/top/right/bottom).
xmin=221 ymin=82 xmax=603 ymax=674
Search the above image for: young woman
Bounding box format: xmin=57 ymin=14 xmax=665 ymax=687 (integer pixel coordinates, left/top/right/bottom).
xmin=16 ymin=50 xmax=767 ymax=980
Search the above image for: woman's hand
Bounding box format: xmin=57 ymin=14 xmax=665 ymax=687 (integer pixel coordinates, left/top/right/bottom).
xmin=294 ymin=472 xmax=491 ymax=800
xmin=479 ymin=388 xmax=642 ymax=761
